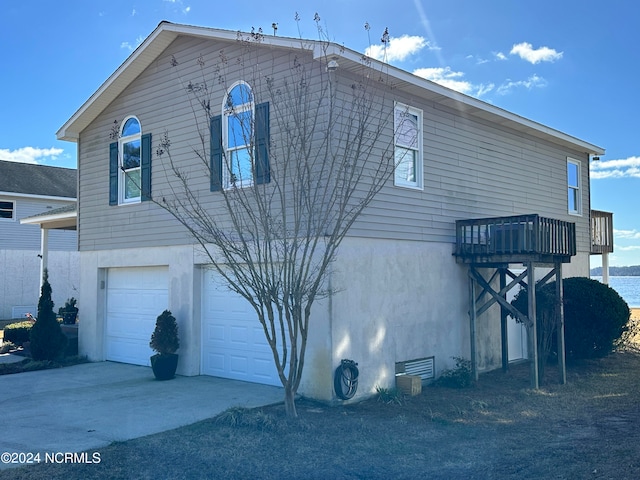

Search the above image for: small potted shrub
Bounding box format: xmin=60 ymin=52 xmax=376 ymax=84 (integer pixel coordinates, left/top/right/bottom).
xmin=60 ymin=297 xmax=79 ymax=325
xmin=149 ymin=310 xmax=180 ymax=380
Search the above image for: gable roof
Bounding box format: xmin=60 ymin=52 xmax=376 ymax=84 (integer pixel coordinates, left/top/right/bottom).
xmin=0 ymin=160 xmax=77 ymax=199
xmin=57 ymin=21 xmax=604 ymax=156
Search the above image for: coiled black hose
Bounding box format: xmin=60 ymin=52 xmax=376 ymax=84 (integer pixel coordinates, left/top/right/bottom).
xmin=334 ymin=359 xmax=359 ymax=400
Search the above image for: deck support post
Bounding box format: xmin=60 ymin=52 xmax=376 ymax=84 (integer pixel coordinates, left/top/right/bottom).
xmin=500 ymin=268 xmax=509 ymax=372
xmin=469 ymin=270 xmax=478 ymax=382
xmin=527 ymin=262 xmax=539 ymax=389
xmin=555 ymin=261 xmax=567 ymax=384
xmin=602 ymin=251 xmax=610 ymax=285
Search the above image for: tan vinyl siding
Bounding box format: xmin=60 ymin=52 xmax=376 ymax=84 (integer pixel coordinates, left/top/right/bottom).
xmin=77 ymin=34 xmax=591 ymax=255
xmin=348 ymin=87 xmax=592 ymax=254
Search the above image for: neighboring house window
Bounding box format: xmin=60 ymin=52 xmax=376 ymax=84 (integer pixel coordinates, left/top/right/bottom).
xmin=0 ymin=200 xmax=14 ymax=220
xmin=109 ymin=117 xmax=152 ymax=205
xmin=394 ymin=102 xmax=423 ymax=189
xmin=210 ymin=82 xmax=270 ymax=191
xmin=567 ymin=158 xmax=581 ymax=215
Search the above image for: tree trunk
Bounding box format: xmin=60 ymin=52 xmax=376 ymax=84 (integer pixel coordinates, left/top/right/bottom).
xmin=284 ymin=385 xmax=298 ymax=418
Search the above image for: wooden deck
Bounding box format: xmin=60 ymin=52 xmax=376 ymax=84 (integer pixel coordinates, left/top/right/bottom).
xmin=454 ymin=214 xmax=576 ymax=265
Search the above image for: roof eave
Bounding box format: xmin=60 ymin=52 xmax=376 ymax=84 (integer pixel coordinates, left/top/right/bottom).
xmin=316 ymin=45 xmax=605 ymax=156
xmin=57 ymin=22 xmax=180 ymax=142
xmin=20 ymin=210 xmax=77 ymax=230
xmin=57 ymin=22 xmax=605 ymax=156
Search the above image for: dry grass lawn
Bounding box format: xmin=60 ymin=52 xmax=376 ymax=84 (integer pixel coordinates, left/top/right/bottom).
xmin=3 ymin=311 xmax=640 ymax=479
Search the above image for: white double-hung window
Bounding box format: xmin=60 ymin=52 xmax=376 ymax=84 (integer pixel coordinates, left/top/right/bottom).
xmin=567 ymin=158 xmax=582 ymax=215
xmin=394 ymin=102 xmax=423 ymax=189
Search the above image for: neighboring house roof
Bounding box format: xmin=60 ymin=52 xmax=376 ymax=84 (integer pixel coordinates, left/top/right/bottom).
xmin=20 ymin=203 xmax=77 ymax=230
xmin=0 ymin=160 xmax=77 ymax=199
xmin=57 ymin=21 xmax=605 ymax=156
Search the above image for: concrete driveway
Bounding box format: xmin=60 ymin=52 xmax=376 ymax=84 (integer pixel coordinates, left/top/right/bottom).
xmin=0 ymin=362 xmax=283 ymax=470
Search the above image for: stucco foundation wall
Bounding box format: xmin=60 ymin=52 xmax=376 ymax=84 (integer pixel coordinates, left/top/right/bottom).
xmin=76 ymin=240 xmax=592 ymax=402
xmin=0 ymin=250 xmax=79 ymax=319
xmin=323 ymin=237 xmax=484 ymax=402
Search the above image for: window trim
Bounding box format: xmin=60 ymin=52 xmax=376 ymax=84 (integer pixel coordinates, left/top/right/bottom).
xmin=118 ymin=115 xmax=142 ymax=204
xmin=0 ymin=199 xmax=15 ymax=221
xmin=567 ymin=157 xmax=582 ymax=216
xmin=393 ymin=102 xmax=424 ymax=190
xmin=222 ymin=81 xmax=255 ymax=189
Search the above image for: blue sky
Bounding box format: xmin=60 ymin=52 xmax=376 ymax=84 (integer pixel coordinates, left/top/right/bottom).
xmin=1 ymin=0 xmax=639 ymax=266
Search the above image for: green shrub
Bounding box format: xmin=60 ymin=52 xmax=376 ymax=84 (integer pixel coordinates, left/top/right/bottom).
xmin=434 ymin=357 xmax=474 ymax=388
xmin=375 ymin=386 xmax=404 ymax=405
xmin=512 ymin=277 xmax=630 ymax=361
xmin=150 ymin=310 xmax=179 ymax=354
xmin=562 ymin=277 xmax=630 ymax=358
xmin=29 ymin=269 xmax=67 ymax=361
xmin=3 ymin=321 xmax=34 ymax=345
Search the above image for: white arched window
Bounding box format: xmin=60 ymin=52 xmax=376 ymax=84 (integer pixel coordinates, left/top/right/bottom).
xmin=119 ymin=116 xmax=142 ymax=203
xmin=223 ymin=82 xmax=254 ymax=188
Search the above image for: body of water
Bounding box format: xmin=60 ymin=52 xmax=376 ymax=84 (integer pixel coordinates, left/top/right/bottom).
xmin=591 ymin=276 xmax=640 ymax=308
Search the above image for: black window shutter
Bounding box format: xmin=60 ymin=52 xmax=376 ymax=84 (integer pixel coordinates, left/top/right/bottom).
xmin=141 ymin=133 xmax=152 ymax=201
xmin=109 ymin=142 xmax=118 ymax=205
xmin=210 ymin=115 xmax=223 ymax=192
xmin=255 ymin=102 xmax=270 ymax=184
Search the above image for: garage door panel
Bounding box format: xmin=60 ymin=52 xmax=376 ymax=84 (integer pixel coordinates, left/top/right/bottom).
xmin=203 ymin=352 xmax=225 ymax=374
xmin=254 ymin=358 xmax=273 ymax=380
xmin=229 ymin=326 xmax=250 ymax=345
xmin=202 ymin=270 xmax=281 ymax=386
xmin=252 ymin=328 xmax=270 ymax=347
xmin=106 ymin=267 xmax=169 ymax=366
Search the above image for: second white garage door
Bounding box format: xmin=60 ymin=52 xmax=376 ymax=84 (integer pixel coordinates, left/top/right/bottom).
xmin=201 ymin=269 xmax=281 ymax=386
xmin=106 ymin=266 xmax=169 ymax=366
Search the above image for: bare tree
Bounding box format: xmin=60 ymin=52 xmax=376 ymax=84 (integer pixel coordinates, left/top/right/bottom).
xmin=155 ymin=20 xmax=400 ymax=417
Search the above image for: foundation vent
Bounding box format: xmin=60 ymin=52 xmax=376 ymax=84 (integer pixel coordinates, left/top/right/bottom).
xmin=395 ymin=356 xmax=435 ymax=381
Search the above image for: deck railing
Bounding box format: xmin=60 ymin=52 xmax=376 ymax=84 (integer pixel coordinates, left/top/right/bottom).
xmin=455 ymin=214 xmax=576 ymax=260
xmin=590 ymin=210 xmax=614 ymax=254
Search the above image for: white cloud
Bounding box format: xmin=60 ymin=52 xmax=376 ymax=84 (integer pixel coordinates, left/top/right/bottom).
xmin=164 ymin=0 xmax=191 ymax=15
xmin=614 ymin=245 xmax=640 ymax=252
xmin=365 ymin=34 xmax=436 ymax=62
xmin=591 ymin=156 xmax=640 ymax=179
xmin=510 ymin=42 xmax=563 ymax=64
xmin=615 ymin=229 xmax=640 ymax=240
xmin=120 ymin=35 xmax=145 ymax=52
xmin=131 ymin=8 xmax=137 ymax=16
xmin=0 ymin=147 xmax=64 ymax=164
xmin=466 ymin=54 xmax=489 ymax=65
xmin=496 ymin=74 xmax=548 ymax=95
xmin=413 ymin=67 xmax=494 ymax=97
xmin=494 ymin=52 xmax=507 ymax=61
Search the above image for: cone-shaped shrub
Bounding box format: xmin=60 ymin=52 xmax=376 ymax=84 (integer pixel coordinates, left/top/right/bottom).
xmin=30 ymin=269 xmax=67 ymax=360
xmin=149 ymin=310 xmax=179 ymax=354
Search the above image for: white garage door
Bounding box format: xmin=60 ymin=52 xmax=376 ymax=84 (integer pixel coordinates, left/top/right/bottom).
xmin=106 ymin=266 xmax=169 ymax=366
xmin=202 ymin=270 xmax=281 ymax=386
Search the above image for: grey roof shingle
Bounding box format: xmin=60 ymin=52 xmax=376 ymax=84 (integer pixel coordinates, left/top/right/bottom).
xmin=0 ymin=160 xmax=77 ymax=198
